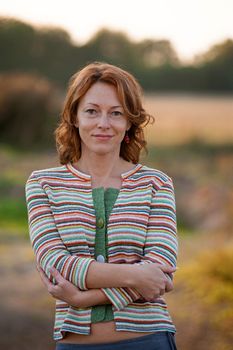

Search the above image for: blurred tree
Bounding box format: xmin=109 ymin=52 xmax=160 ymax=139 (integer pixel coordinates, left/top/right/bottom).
xmin=0 ymin=17 xmax=80 ymax=85
xmin=195 ymin=39 xmax=233 ymax=66
xmin=30 ymin=26 xmax=79 ymax=84
xmin=0 ymin=73 xmax=60 ymax=149
xmin=0 ymin=17 xmax=35 ymax=71
xmin=79 ymin=28 xmax=140 ymax=72
xmin=0 ymin=17 xmax=233 ymax=91
xmin=136 ymin=39 xmax=180 ymax=68
xmin=194 ymin=39 xmax=233 ymax=91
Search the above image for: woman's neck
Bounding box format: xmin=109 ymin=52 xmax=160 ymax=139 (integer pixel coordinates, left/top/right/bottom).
xmin=76 ymin=154 xmax=124 ymax=177
xmin=73 ymin=153 xmax=134 ymax=188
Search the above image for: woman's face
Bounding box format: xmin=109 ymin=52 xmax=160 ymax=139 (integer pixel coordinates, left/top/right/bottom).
xmin=75 ymin=81 xmax=131 ymax=158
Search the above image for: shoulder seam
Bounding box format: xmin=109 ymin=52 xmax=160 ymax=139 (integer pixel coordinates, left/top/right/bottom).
xmin=139 ymin=166 xmax=173 ymax=186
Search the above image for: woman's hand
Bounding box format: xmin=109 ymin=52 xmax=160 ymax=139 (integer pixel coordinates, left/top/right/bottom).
xmin=131 ymin=263 xmax=176 ymax=301
xmin=37 ymin=266 xmax=112 ymax=307
xmin=37 ymin=266 xmax=85 ymax=307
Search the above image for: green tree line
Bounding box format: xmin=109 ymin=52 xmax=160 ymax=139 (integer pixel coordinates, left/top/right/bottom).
xmin=1 ymin=17 xmax=233 ymax=91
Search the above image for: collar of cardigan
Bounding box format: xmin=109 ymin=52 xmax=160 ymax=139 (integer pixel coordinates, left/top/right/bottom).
xmin=66 ymin=162 xmax=143 ymax=181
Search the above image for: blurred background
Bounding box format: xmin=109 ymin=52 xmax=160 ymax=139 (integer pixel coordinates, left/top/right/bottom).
xmin=0 ymin=1 xmax=232 ymax=349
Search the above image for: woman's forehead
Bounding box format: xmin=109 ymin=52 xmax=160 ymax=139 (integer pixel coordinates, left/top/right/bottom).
xmin=80 ymin=81 xmax=122 ymax=107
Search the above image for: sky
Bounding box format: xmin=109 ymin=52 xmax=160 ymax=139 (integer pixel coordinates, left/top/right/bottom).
xmin=0 ymin=0 xmax=233 ymax=62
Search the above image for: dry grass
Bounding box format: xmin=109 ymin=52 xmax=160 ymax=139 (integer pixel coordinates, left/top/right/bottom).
xmin=167 ymin=231 xmax=233 ymax=350
xmin=144 ymin=93 xmax=233 ymax=145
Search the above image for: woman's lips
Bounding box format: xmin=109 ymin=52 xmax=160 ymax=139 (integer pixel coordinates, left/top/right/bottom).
xmin=92 ymin=134 xmax=113 ymax=140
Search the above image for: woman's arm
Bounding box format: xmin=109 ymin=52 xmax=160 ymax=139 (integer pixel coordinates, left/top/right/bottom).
xmin=37 ymin=264 xmax=175 ymax=309
xmin=38 ymin=265 xmax=174 ymax=308
xmin=132 ymin=177 xmax=178 ymax=301
xmin=26 ymin=172 xmax=94 ymax=290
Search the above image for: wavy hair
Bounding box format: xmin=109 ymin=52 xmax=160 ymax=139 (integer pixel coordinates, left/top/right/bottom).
xmin=55 ymin=62 xmax=154 ymax=164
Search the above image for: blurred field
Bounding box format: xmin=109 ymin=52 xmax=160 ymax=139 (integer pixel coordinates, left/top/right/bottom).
xmin=0 ymin=93 xmax=233 ymax=350
xmin=144 ymin=93 xmax=233 ymax=145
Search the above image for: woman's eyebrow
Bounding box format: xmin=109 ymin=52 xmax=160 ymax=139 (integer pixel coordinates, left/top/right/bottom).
xmin=110 ymin=105 xmax=123 ymax=109
xmin=85 ymin=103 xmax=99 ymax=107
xmin=86 ymin=103 xmax=123 ymax=109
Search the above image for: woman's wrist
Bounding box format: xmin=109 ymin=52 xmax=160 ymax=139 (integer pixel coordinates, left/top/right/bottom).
xmin=122 ymin=264 xmax=139 ymax=288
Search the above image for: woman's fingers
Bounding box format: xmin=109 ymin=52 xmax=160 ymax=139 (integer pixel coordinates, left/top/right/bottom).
xmin=37 ymin=264 xmax=65 ymax=285
xmin=142 ymin=290 xmax=165 ymax=302
xmin=49 ymin=267 xmax=65 ymax=285
xmin=159 ymin=288 xmax=166 ymax=296
xmin=36 ymin=265 xmax=63 ymax=292
xmin=165 ymin=277 xmax=174 ymax=292
xmin=135 ymin=263 xmax=176 ymax=300
xmin=35 ymin=265 xmax=79 ymax=304
xmin=159 ymin=264 xmax=177 ymax=274
xmin=36 ymin=265 xmax=51 ymax=288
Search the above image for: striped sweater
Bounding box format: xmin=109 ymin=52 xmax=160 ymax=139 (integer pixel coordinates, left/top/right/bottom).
xmin=25 ymin=162 xmax=178 ymax=340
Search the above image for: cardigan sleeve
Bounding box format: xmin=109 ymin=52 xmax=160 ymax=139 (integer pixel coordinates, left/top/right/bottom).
xmin=138 ymin=177 xmax=178 ymax=279
xmin=25 ymin=172 xmax=95 ymax=291
xmin=100 ymin=286 xmax=141 ymax=310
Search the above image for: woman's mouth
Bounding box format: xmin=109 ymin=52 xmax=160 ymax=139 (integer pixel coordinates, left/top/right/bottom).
xmin=92 ymin=134 xmax=113 ymax=140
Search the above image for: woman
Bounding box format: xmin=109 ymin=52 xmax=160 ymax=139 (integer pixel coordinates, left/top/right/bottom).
xmin=25 ymin=62 xmax=178 ymax=350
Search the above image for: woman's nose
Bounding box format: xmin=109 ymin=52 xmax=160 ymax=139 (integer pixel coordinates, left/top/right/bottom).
xmin=97 ymin=113 xmax=110 ymax=128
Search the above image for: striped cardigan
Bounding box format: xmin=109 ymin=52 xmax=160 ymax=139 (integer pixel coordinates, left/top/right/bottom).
xmin=25 ymin=162 xmax=178 ymax=340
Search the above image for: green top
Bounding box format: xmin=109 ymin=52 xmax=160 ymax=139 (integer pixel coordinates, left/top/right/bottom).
xmin=91 ymin=187 xmax=120 ymax=323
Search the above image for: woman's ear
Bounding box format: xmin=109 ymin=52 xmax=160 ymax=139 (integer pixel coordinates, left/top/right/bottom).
xmin=74 ymin=119 xmax=79 ymax=128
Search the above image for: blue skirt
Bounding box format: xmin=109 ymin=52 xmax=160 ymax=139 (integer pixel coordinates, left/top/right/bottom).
xmin=55 ymin=332 xmax=177 ymax=350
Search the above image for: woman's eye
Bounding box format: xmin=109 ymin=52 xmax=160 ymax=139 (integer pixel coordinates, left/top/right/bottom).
xmin=86 ymin=108 xmax=96 ymax=114
xmin=112 ymin=111 xmax=123 ymax=116
xmin=86 ymin=109 xmax=97 ymax=115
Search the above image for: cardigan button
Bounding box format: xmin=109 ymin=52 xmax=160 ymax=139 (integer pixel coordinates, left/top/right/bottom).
xmin=97 ymin=217 xmax=105 ymax=229
xmin=96 ymin=255 xmax=105 ymax=263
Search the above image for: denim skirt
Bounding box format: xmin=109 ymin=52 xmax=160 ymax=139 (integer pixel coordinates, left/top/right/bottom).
xmin=55 ymin=331 xmax=177 ymax=350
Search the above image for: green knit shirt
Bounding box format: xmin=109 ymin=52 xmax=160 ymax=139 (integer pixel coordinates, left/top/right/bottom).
xmin=91 ymin=187 xmax=120 ymax=323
